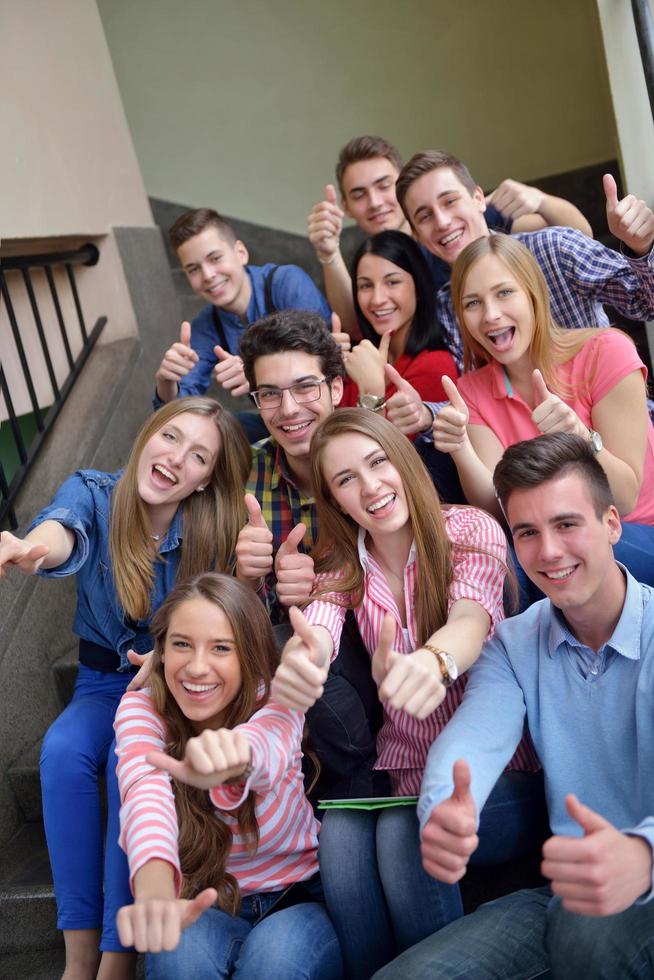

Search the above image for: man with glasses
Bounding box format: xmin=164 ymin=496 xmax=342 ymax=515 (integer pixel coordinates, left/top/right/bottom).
xmin=238 ymin=310 xmax=386 ymax=799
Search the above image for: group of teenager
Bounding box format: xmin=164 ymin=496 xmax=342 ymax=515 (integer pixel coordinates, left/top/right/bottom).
xmin=1 ymin=133 xmax=654 ymax=980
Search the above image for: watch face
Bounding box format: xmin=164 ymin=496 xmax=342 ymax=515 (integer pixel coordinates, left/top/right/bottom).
xmin=360 ymin=394 xmax=385 ymax=411
xmin=589 ymin=430 xmax=603 ymax=454
xmin=444 ymin=653 xmax=458 ymax=681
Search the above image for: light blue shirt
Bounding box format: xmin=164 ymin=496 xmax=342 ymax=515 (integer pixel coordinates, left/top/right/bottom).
xmin=419 ymin=566 xmax=654 ymax=902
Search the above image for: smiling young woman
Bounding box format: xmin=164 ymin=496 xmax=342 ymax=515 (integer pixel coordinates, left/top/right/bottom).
xmin=270 ymin=409 xmax=543 ymax=978
xmin=432 ymin=233 xmax=654 ymax=587
xmin=0 ymin=398 xmax=250 ymax=979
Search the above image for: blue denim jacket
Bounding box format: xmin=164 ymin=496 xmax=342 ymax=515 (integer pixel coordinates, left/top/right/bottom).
xmin=28 ymin=469 xmax=183 ymax=671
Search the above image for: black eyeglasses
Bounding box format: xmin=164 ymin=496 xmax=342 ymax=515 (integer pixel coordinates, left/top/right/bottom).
xmin=250 ymin=378 xmax=329 ymax=410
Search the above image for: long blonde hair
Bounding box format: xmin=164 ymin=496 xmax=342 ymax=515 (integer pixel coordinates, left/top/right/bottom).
xmin=310 ymin=409 xmax=453 ymax=645
xmin=451 ymin=234 xmax=605 ymax=394
xmin=110 ymin=398 xmax=251 ymax=620
xmin=148 ymin=573 xmax=279 ymax=912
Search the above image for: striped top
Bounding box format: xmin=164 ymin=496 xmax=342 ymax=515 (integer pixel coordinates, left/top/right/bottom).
xmin=115 ymin=691 xmax=319 ymax=897
xmin=305 ymin=506 xmax=539 ymax=793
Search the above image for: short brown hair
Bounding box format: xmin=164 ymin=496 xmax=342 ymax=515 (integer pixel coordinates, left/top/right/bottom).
xmin=169 ymin=208 xmax=237 ymax=251
xmin=493 ymin=433 xmax=614 ymax=521
xmin=396 ymin=151 xmax=478 ymax=223
xmin=335 ymin=136 xmax=403 ymax=195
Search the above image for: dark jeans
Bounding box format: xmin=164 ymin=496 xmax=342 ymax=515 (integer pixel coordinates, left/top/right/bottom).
xmin=416 ymin=439 xmax=466 ymax=505
xmin=274 ymin=612 xmax=387 ymax=802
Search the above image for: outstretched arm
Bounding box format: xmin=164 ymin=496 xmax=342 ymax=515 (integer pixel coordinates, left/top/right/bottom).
xmin=0 ymin=521 xmax=75 ymax=577
xmin=486 ymin=179 xmax=593 ymax=237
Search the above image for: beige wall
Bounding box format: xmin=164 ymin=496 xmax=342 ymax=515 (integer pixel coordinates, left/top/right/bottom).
xmin=1 ymin=0 xmax=153 ymax=237
xmin=1 ymin=0 xmax=156 ymax=418
xmin=98 ymin=0 xmax=618 ymax=235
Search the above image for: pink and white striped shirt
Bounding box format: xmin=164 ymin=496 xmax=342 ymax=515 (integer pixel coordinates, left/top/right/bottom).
xmin=305 ymin=506 xmax=539 ymax=793
xmin=114 ymin=691 xmax=319 ymax=897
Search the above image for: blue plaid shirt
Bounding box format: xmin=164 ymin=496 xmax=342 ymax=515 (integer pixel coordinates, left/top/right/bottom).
xmin=438 ymin=228 xmax=654 ymax=370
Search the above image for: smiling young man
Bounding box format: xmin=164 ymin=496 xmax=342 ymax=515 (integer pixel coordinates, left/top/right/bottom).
xmin=238 ymin=309 xmax=385 ymax=799
xmin=375 ymin=432 xmax=654 ymax=980
xmin=396 ymin=152 xmax=654 ymax=372
xmin=154 ymin=209 xmax=330 ymax=408
xmin=307 ymin=136 xmax=592 ymax=336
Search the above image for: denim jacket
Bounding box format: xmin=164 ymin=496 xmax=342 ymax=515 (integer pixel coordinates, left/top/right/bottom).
xmin=28 ymin=469 xmax=183 ymax=671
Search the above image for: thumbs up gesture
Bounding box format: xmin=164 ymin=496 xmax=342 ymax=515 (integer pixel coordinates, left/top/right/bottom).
xmin=374 ymin=615 xmax=448 ymax=719
xmin=155 ymin=321 xmax=199 ymax=402
xmin=432 ymin=376 xmax=470 ymax=454
xmin=330 ymin=312 xmax=352 ymax=353
xmin=530 ymin=369 xmax=587 ymax=438
xmin=421 ymin=760 xmax=479 ymax=882
xmin=541 ymin=794 xmax=653 ymax=916
xmin=274 ymin=523 xmax=316 ymax=607
xmin=147 ymin=728 xmax=252 ymax=790
xmin=384 ymin=364 xmax=435 ymax=434
xmin=235 ymin=494 xmax=274 ymax=588
xmin=307 ymin=183 xmax=344 ymax=263
xmin=344 ymin=330 xmax=394 ymax=394
xmin=271 ymin=606 xmax=332 ymax=711
xmin=213 ymin=346 xmax=250 ymax=397
xmin=603 ymin=172 xmax=654 ymax=256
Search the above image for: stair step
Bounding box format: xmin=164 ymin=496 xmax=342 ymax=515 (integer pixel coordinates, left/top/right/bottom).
xmin=0 ymin=824 xmax=59 ymax=954
xmin=0 ymin=948 xmax=65 ymax=980
xmin=52 ymin=647 xmax=79 ymax=708
xmin=8 ymin=740 xmax=42 ymax=823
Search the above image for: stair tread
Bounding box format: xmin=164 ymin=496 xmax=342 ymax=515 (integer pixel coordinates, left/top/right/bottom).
xmin=0 ymin=823 xmax=53 ymax=891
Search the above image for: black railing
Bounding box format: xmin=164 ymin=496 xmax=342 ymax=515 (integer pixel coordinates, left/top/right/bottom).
xmin=0 ymin=243 xmax=107 ymax=528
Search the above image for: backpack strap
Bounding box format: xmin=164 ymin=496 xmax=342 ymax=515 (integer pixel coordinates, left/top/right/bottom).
xmin=263 ymin=265 xmax=279 ymax=313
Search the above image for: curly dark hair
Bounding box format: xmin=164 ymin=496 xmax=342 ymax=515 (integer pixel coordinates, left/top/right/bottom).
xmin=240 ymin=310 xmax=345 ymax=391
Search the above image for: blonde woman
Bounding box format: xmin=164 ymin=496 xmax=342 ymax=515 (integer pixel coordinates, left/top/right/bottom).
xmin=0 ymin=398 xmax=250 ymax=979
xmin=433 ymin=233 xmax=654 ymax=585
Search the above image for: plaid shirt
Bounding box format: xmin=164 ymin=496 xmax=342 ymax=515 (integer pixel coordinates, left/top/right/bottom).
xmin=438 ymin=228 xmax=654 ymax=370
xmin=247 ymin=438 xmax=318 ymax=623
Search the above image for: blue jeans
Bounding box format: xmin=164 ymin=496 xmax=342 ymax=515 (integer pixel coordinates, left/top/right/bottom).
xmin=373 ymin=886 xmax=654 ymax=980
xmin=40 ymin=664 xmax=133 ymax=951
xmin=145 ymin=880 xmax=343 ymax=979
xmin=319 ymin=772 xmax=548 ymax=980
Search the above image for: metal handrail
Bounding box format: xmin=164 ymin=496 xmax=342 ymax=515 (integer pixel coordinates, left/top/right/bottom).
xmin=0 ymin=243 xmax=107 ymax=528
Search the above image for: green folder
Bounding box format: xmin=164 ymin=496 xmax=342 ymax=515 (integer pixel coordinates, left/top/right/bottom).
xmin=317 ymin=796 xmax=418 ymax=811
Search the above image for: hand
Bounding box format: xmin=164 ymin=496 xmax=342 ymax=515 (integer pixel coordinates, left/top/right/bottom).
xmin=531 ymin=369 xmax=587 ymax=438
xmin=485 ymin=179 xmax=544 ymax=221
xmin=604 ymin=173 xmax=654 ymax=256
xmin=373 ymin=615 xmax=446 ymax=720
xmin=270 ymin=606 xmax=329 ymax=711
xmin=126 ymin=649 xmax=154 ymax=691
xmin=155 ymin=322 xmax=199 ymax=389
xmin=344 ymin=331 xmax=393 ymax=393
xmin=0 ymin=531 xmax=49 ymax=577
xmin=542 ymin=794 xmax=653 ymax=916
xmin=432 ymin=376 xmax=470 ymax=454
xmin=235 ymin=495 xmax=273 ymax=587
xmin=307 ymin=184 xmax=344 ymax=263
xmin=147 ymin=728 xmax=252 ymax=790
xmin=384 ymin=364 xmax=433 ymax=434
xmin=117 ymin=889 xmax=217 ymax=952
xmin=421 ymin=760 xmax=479 ymax=882
xmin=274 ymin=524 xmax=315 ymax=607
xmin=330 ymin=312 xmax=351 ymax=353
xmin=213 ymin=346 xmax=249 ymax=397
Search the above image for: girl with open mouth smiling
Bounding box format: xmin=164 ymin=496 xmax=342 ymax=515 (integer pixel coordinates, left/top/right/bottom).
xmin=0 ymin=397 xmax=250 ymax=979
xmin=270 ymin=409 xmax=542 ymax=978
xmin=114 ymin=572 xmax=341 ymax=979
xmin=433 ymin=233 xmax=654 ymax=588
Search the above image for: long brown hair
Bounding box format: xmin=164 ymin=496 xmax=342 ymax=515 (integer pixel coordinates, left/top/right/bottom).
xmin=148 ymin=572 xmax=280 ymax=913
xmin=110 ymin=398 xmax=251 ymax=620
xmin=310 ymin=409 xmax=454 ymax=645
xmin=451 ymin=234 xmax=606 ymax=393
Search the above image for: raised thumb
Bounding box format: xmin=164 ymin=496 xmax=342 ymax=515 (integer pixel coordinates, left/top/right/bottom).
xmin=602 ymin=173 xmax=619 ymax=211
xmin=244 ymin=493 xmax=268 ymax=529
xmin=532 ymin=369 xmax=550 ymax=406
xmin=378 ymin=329 xmax=394 ymax=363
xmin=180 ymin=320 xmax=192 ymax=346
xmin=213 ymin=345 xmax=230 ymax=362
xmin=451 ymin=759 xmax=473 ymax=804
xmin=442 ymin=375 xmax=467 ymax=413
xmin=566 ymin=794 xmax=611 ymax=836
xmin=280 ymin=522 xmax=306 ymax=555
xmin=325 ymin=183 xmax=337 ymax=205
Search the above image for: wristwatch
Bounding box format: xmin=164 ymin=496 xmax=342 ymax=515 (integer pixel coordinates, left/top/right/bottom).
xmin=423 ymin=643 xmax=459 ymax=687
xmin=587 ymin=429 xmax=603 ymax=454
xmin=358 ymin=394 xmax=386 ymax=412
